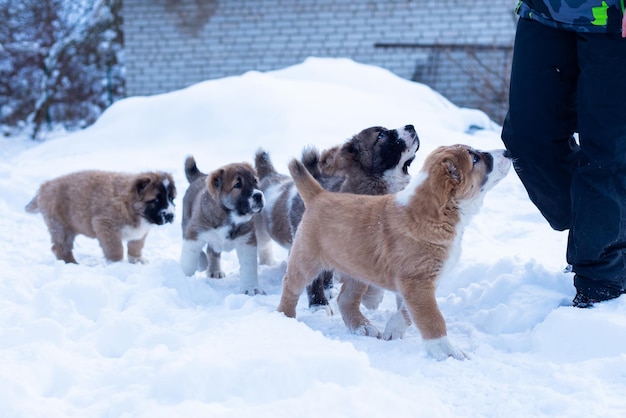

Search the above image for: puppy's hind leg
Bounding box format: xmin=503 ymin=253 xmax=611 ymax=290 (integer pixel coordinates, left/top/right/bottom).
xmin=277 ymin=248 xmax=322 ymax=318
xmin=50 ymin=226 xmax=78 ymax=263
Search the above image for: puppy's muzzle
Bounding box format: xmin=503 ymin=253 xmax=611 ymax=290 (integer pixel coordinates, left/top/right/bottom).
xmin=401 ymin=124 xmax=419 ymax=149
xmin=251 ymin=190 xmax=265 ymax=213
xmin=160 ymin=209 xmax=175 ymax=224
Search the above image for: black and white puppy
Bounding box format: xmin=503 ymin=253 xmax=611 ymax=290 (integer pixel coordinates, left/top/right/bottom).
xmin=180 ymin=156 xmax=266 ymax=295
xmin=255 ymin=125 xmax=419 ymax=309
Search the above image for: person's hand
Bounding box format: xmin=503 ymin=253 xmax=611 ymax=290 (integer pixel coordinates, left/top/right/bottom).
xmin=622 ymin=11 xmax=626 ymax=38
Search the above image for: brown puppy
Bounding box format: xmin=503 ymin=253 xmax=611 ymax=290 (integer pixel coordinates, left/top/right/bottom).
xmin=180 ymin=156 xmax=265 ymax=295
xmin=277 ymin=144 xmax=512 ymax=360
xmin=255 ymin=124 xmax=419 ymax=309
xmin=25 ymin=170 xmax=176 ymax=264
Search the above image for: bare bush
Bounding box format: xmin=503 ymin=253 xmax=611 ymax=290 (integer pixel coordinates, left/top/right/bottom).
xmin=0 ymin=0 xmax=124 ymax=139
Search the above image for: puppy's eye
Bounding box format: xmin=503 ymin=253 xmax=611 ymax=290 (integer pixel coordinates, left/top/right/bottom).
xmin=471 ymin=152 xmax=480 ymax=165
xmin=151 ymin=197 xmax=160 ymax=204
xmin=377 ymin=132 xmax=385 ymax=140
xmin=234 ymin=180 xmax=242 ymax=189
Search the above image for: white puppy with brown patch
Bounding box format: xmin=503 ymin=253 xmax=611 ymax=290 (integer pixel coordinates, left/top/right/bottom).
xmin=180 ymin=156 xmax=266 ymax=295
xmin=277 ymin=144 xmax=511 ymax=360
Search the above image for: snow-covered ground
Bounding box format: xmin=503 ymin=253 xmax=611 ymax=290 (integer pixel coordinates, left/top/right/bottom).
xmin=1 ymin=58 xmax=625 ymax=417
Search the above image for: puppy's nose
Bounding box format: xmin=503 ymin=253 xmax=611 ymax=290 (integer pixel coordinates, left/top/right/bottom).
xmin=405 ymin=124 xmax=415 ymax=132
xmin=163 ymin=212 xmax=175 ymax=223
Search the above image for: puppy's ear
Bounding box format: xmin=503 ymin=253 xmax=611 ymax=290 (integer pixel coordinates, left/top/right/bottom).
xmin=443 ymin=158 xmax=462 ymax=184
xmin=319 ymin=146 xmax=339 ymax=174
xmin=207 ymin=169 xmax=224 ymax=199
xmin=135 ymin=176 xmax=152 ymax=195
xmin=165 ymin=172 xmax=177 ymax=199
xmin=342 ymin=138 xmax=360 ymax=160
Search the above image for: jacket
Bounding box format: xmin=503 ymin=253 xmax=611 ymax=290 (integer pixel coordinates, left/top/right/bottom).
xmin=516 ymin=0 xmax=625 ymax=32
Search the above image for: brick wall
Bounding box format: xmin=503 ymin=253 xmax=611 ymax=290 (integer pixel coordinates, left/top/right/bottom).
xmin=123 ymin=0 xmax=518 ymax=122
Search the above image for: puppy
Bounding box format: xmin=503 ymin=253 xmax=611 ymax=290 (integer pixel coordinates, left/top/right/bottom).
xmin=255 ymin=147 xmax=345 ymax=307
xmin=253 ymin=148 xmax=343 ymax=260
xmin=25 ymin=170 xmax=176 ymax=264
xmin=277 ymin=145 xmax=512 ymax=360
xmin=180 ymin=156 xmax=265 ymax=295
xmin=255 ymin=124 xmax=419 ymax=309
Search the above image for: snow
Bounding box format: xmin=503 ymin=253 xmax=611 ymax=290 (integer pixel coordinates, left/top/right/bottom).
xmin=2 ymin=57 xmax=626 ymax=417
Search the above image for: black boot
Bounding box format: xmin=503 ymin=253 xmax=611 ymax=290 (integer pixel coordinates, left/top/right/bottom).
xmin=572 ymin=290 xmax=598 ymax=308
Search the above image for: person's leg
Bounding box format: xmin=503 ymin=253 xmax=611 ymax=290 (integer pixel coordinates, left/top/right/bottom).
xmin=568 ymin=31 xmax=626 ymax=302
xmin=501 ymin=18 xmax=578 ymax=231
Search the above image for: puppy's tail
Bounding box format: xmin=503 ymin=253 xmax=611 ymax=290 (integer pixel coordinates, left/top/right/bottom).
xmin=300 ymin=146 xmax=323 ymax=179
xmin=25 ymin=195 xmax=39 ymax=213
xmin=184 ymin=155 xmax=206 ymax=183
xmin=254 ymin=148 xmax=278 ymax=180
xmin=288 ymin=158 xmax=325 ymax=204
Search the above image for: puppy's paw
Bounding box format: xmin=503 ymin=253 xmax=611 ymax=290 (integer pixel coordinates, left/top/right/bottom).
xmin=382 ymin=310 xmax=409 ymax=340
xmin=310 ymin=303 xmax=333 ymax=316
xmin=128 ymin=255 xmax=148 ymax=264
xmin=209 ymin=270 xmax=226 ymax=279
xmin=325 ymin=285 xmax=338 ymax=301
xmin=423 ymin=336 xmax=469 ymax=361
xmin=242 ymin=287 xmax=266 ymax=296
xmin=353 ymin=323 xmax=381 ymax=339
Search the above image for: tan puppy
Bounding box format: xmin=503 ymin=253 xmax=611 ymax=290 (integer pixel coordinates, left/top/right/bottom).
xmin=255 ymin=125 xmax=419 ymax=309
xmin=25 ymin=170 xmax=176 ymax=264
xmin=180 ymin=156 xmax=265 ymax=295
xmin=277 ymin=144 xmax=512 ymax=360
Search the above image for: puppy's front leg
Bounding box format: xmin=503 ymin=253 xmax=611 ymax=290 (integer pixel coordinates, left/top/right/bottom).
xmin=401 ymin=280 xmax=467 ymax=360
xmin=206 ymin=246 xmax=225 ymax=278
xmin=180 ymin=239 xmax=205 ymax=276
xmin=306 ymin=270 xmax=334 ymax=313
xmin=337 ymin=276 xmax=381 ymax=338
xmin=361 ymin=285 xmax=384 ymax=310
xmin=236 ymin=243 xmax=264 ymax=295
xmin=382 ymin=302 xmax=411 ymax=341
xmin=127 ymin=234 xmax=147 ymax=264
xmin=254 ymin=214 xmax=275 ymax=266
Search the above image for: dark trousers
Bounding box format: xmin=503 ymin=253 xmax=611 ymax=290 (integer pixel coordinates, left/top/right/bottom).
xmin=501 ymin=18 xmax=626 ymax=299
